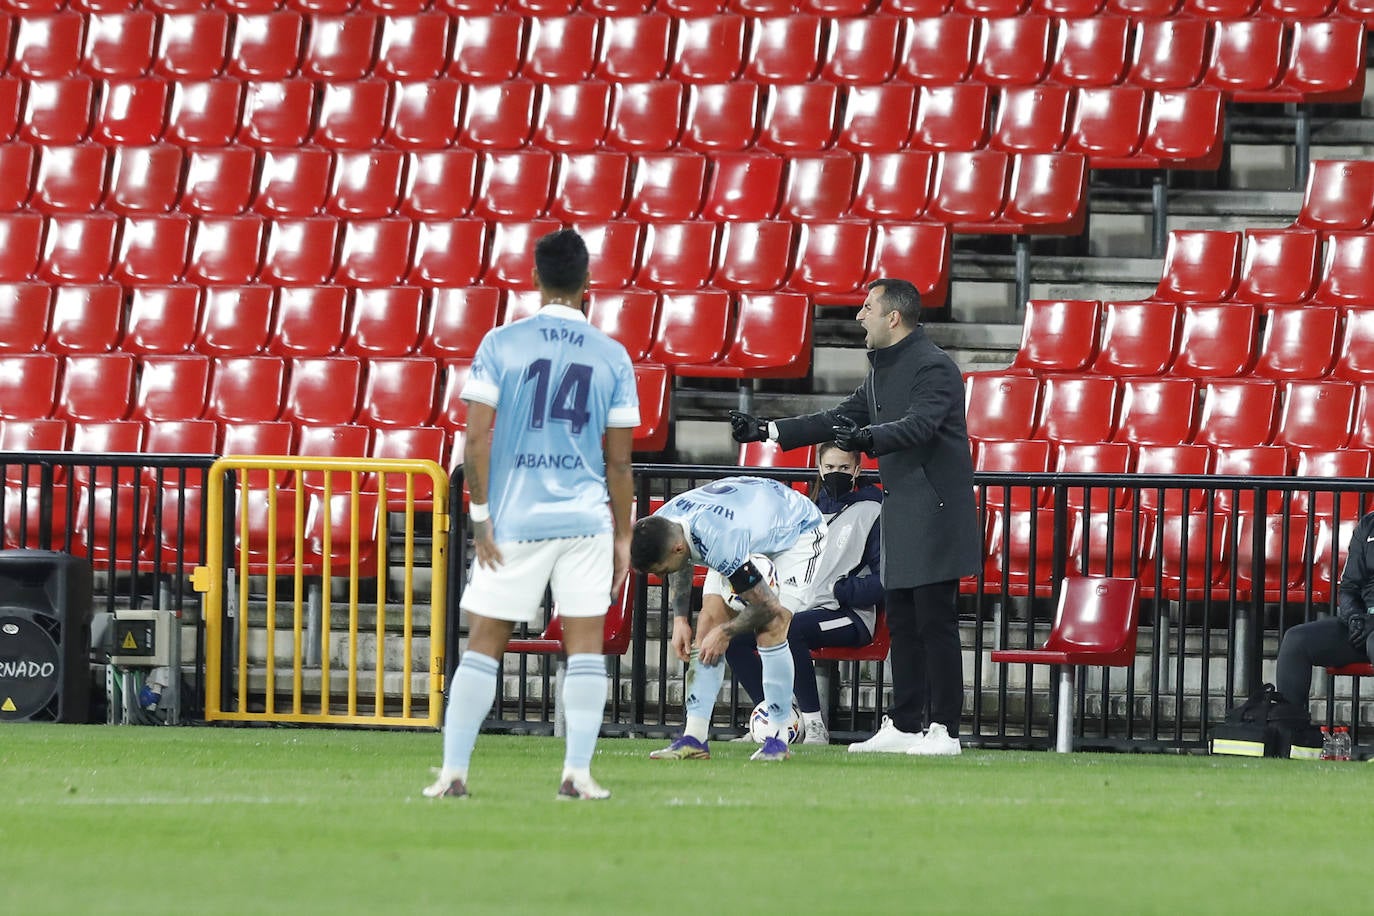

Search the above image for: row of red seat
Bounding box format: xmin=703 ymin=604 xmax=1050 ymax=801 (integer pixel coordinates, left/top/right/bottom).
xmin=1012 ymin=300 xmax=1374 ymax=379
xmin=966 ymin=372 xmax=1374 ymax=453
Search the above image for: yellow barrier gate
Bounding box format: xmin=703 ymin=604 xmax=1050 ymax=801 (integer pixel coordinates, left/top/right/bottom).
xmin=196 ymin=456 xmax=449 ymax=727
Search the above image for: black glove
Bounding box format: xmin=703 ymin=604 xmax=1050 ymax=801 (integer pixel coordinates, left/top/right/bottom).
xmin=1349 ymin=613 xmax=1371 ymax=649
xmin=729 ymin=410 xmax=769 ymax=443
xmin=831 ymin=416 xmax=875 ymax=456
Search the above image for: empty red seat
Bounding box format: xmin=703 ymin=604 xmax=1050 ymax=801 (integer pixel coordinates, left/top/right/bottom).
xmin=0 ymin=214 xmax=44 ymax=281
xmin=406 ymin=218 xmax=486 ymax=288
xmin=595 ymin=14 xmax=671 ymax=83
xmin=1192 ymin=379 xmax=1278 ymax=448
xmin=343 ymin=288 xmax=423 ymax=358
xmin=990 ymin=86 xmax=1071 ymax=154
xmin=1251 ymin=307 xmax=1339 ymax=380
xmin=635 ymin=222 xmax=717 ymax=291
xmin=1049 ymin=15 xmax=1130 ymax=88
xmin=206 ymin=355 xmax=286 ymax=422
xmin=375 ymin=12 xmax=449 ymax=80
xmin=298 ymin=13 xmax=379 ymax=81
xmin=313 ymin=79 xmax=389 ymax=150
xmin=154 ymin=11 xmax=230 ymax=79
xmin=1056 ymin=440 xmax=1131 ymax=513
xmin=112 ymin=214 xmax=193 ymax=285
xmin=129 ymin=354 xmax=212 ymax=421
xmin=1126 ymin=19 xmax=1207 ymax=90
xmin=835 ymin=84 xmax=916 ymax=153
xmin=851 ymin=151 xmax=934 ymax=222
xmin=578 ymin=221 xmax=641 ymax=290
xmin=1209 ymin=445 xmax=1289 ymax=514
xmin=165 ymin=79 xmax=241 ymax=147
xmin=1115 ymin=381 xmax=1200 ymax=453
xmin=669 ymin=14 xmax=746 ymax=84
xmin=187 ymin=216 xmax=265 ymax=286
xmin=632 ymin=363 xmax=671 ymax=452
xmin=92 ymin=74 xmax=167 ymax=143
xmin=625 ymin=152 xmax=706 ymax=221
xmin=925 ymin=150 xmax=1009 ymax=226
xmin=180 ymin=148 xmax=253 ymax=218
xmin=897 ymin=15 xmax=976 ymax=85
xmin=45 ymin=284 xmax=121 ymax=355
xmin=784 ymin=220 xmax=871 ymax=298
xmin=606 ymin=81 xmax=684 ymax=153
xmin=533 ymin=81 xmax=611 ymax=152
xmin=586 ymin=288 xmax=657 ymax=363
xmin=0 ymin=143 xmax=34 ymax=213
xmin=549 ymin=151 xmax=629 ymax=222
xmin=757 ymin=83 xmax=838 ymax=153
xmin=384 ymin=80 xmax=462 ymax=150
xmin=225 ymin=11 xmax=304 ymax=79
xmin=1271 ymin=379 xmax=1357 ymax=454
xmin=54 ymin=353 xmax=136 ymax=422
xmin=821 ymin=15 xmax=900 ymax=86
xmin=482 ymin=219 xmax=560 ymax=289
xmin=738 ymin=439 xmax=815 ymax=469
xmin=0 ymin=418 xmax=67 ymax=486
xmin=39 ymin=214 xmax=119 ymax=284
xmin=1170 ymin=303 xmax=1258 ymax=378
xmin=355 ymin=356 xmax=436 ymax=428
xmin=253 ymin=147 xmax=330 ymax=217
xmin=1293 ymin=160 xmax=1374 ymax=234
xmin=82 ymin=11 xmax=157 ymax=78
xmin=0 ymin=353 xmax=60 ymax=419
xmin=1009 ymin=298 xmax=1099 ymax=373
xmin=1292 ymin=449 xmax=1369 ymax=517
xmin=973 ymin=15 xmax=1052 ymax=87
xmin=399 ymin=149 xmax=476 ymax=220
xmin=459 ymin=81 xmax=538 ymax=150
xmin=20 ymin=77 xmax=95 ymax=145
xmin=368 ymin=425 xmax=448 ymax=505
xmin=334 ymin=219 xmax=412 ymax=288
xmin=1132 ymin=442 xmax=1210 ymax=512
xmin=237 ymin=79 xmax=315 ymax=147
xmin=648 ymin=290 xmax=731 ymax=366
xmin=259 ymin=217 xmax=340 ymax=286
xmin=1033 ymin=375 xmax=1117 ymax=444
xmin=32 ymin=145 xmax=108 ymax=214
xmin=911 ymin=84 xmax=990 ymax=152
xmin=327 ymin=149 xmax=403 ymax=219
xmin=965 ymin=372 xmax=1040 ymax=442
xmin=1250 ymin=19 xmax=1367 ymax=104
xmin=777 ymin=152 xmax=857 ymax=222
xmin=743 ymin=14 xmax=822 ymax=84
xmin=448 ymin=14 xmax=524 ymax=82
xmin=1150 ymin=230 xmax=1242 ymax=303
xmin=0 ymin=283 xmax=51 ymax=353
xmin=861 ymin=222 xmax=951 ymax=307
xmin=12 ymin=13 xmax=83 ymax=79
xmin=281 ymin=356 xmax=362 ymax=427
xmin=521 ymin=14 xmax=597 ymax=84
xmin=1202 ymin=19 xmax=1285 ymax=96
xmin=1090 ymin=300 xmax=1177 ymax=376
xmin=976 ymin=438 xmax=1053 ymax=510
xmin=690 ymin=292 xmax=813 ymax=379
xmin=1062 ymin=86 xmax=1146 ymax=165
xmin=712 ymin=221 xmax=794 ymax=292
xmin=1330 ymin=308 xmax=1374 ymax=383
xmin=106 ymin=145 xmax=182 ymax=216
xmin=433 ymin=358 xmax=473 ymax=432
xmin=1349 ymin=387 xmax=1374 ymax=451
xmin=196 ymin=285 xmax=273 ymax=356
xmin=219 ymin=420 xmax=294 ymax=473
xmin=1229 ymin=228 xmax=1321 ymax=310
xmin=269 ymin=285 xmax=346 ymax=356
xmin=1309 ymin=231 xmax=1374 ymax=307
xmin=122 ymin=285 xmax=199 ymax=355
xmin=700 ymin=151 xmax=783 ymax=221
xmin=680 ymin=82 xmax=760 ymax=154
xmin=473 ymin=150 xmax=554 ymax=220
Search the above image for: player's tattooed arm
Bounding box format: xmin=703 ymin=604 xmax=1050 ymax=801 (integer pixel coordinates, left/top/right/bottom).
xmin=667 ymin=564 xmax=694 ymax=621
xmin=720 ymin=583 xmax=784 ymax=637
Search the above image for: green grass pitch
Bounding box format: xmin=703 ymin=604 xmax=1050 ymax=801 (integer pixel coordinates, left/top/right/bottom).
xmin=0 ymin=724 xmax=1362 ymax=914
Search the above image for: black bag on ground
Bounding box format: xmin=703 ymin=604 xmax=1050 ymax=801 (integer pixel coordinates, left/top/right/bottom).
xmin=1209 ymin=683 xmax=1323 ymax=759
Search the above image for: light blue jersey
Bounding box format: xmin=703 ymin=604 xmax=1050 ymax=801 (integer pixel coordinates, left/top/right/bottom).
xmin=462 ymin=304 xmax=639 ymax=542
xmin=656 ymin=476 xmax=824 ymax=577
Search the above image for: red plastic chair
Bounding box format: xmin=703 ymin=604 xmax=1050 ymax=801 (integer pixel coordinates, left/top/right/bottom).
xmin=0 ymin=353 xmax=60 ymax=419
xmin=164 ymin=78 xmax=241 ymax=147
xmin=334 ymin=218 xmax=412 ymax=288
xmin=473 ymin=150 xmax=554 ymax=221
xmin=0 ymin=284 xmax=52 ymax=353
xmin=1009 ymin=299 xmax=1099 ymax=374
xmin=298 ymin=14 xmax=378 ymax=79
xmin=196 ymin=285 xmax=273 ymax=357
xmin=712 ymin=221 xmax=794 ymax=292
xmin=12 ymin=13 xmax=83 ymax=78
xmin=122 ymin=285 xmax=199 ymax=355
xmin=418 ymin=289 xmax=498 ymax=361
xmin=743 ymin=14 xmax=822 ymax=85
xmin=1309 ymin=232 xmax=1374 ymax=307
xmin=549 ymin=152 xmax=630 ymax=223
xmin=448 ymin=14 xmax=524 ymax=82
xmin=270 ymin=286 xmax=346 ymax=357
xmin=220 ymin=419 xmax=294 ymax=487
xmin=585 ymin=289 xmax=656 ymax=363
xmin=1056 ymin=441 xmax=1132 ymax=514
xmin=206 ymin=356 xmax=287 ymax=423
xmin=821 ymin=15 xmax=900 ymax=86
xmin=990 ymin=86 xmax=1071 ymax=154
xmin=1208 ymin=444 xmax=1290 ymax=515
xmin=784 ymin=220 xmax=871 ymax=299
xmin=1270 ymin=380 xmax=1357 ymax=455
xmin=374 ymin=12 xmax=449 ymax=80
xmin=925 ymin=150 xmax=1009 ymax=226
xmin=1090 ymin=300 xmax=1177 ymax=376
xmin=38 ymin=214 xmax=120 ymax=284
xmin=1033 ymin=375 xmax=1117 ymax=445
xmin=595 ymin=14 xmax=671 ymax=82
xmin=327 ymin=149 xmax=403 ymax=219
xmin=0 ymin=214 xmax=44 ymax=281
xmin=344 ymin=288 xmax=424 ymax=358
xmin=384 ymin=80 xmax=462 ymax=151
xmin=458 ymin=81 xmax=537 ymax=151
xmin=632 ymin=363 xmax=671 ymax=452
xmin=237 ymin=78 xmax=314 ymax=147
xmin=186 ymin=215 xmax=266 ymax=286
xmin=635 ymin=222 xmax=718 ymax=291
xmin=605 ymin=81 xmax=684 ymax=153
xmin=253 ymin=147 xmax=330 ymax=217
xmin=154 ymin=11 xmax=230 ymax=79
xmin=400 ymin=149 xmax=476 ymax=220
xmin=534 ymin=82 xmax=612 ymax=152
xmin=368 ymin=425 xmax=447 ymax=508
xmin=1150 ymin=230 xmax=1243 ymax=304
xmin=897 ymin=15 xmax=977 ymax=85
xmin=20 ymin=77 xmax=95 ymax=145
xmin=911 ymin=84 xmax=991 ymax=153
xmin=83 ymin=13 xmax=157 ymax=78
xmin=281 ymin=356 xmax=362 ymax=427
xmin=258 ymin=217 xmax=340 ymax=286
xmin=850 ymin=151 xmax=934 ymax=222
xmin=1348 ymin=387 xmax=1374 ymax=451
xmin=1330 ymin=309 xmax=1374 ymax=383
xmin=482 ymin=219 xmax=560 ymax=290
xmin=647 ymin=291 xmax=731 ymax=366
xmin=107 ymin=145 xmax=182 ymax=216
xmin=836 ymin=84 xmax=916 ymax=153
xmin=668 ymin=14 xmax=746 ymax=84
xmin=1230 ymin=228 xmax=1321 ymax=310
xmin=859 ymin=221 xmax=951 ymax=308
xmin=1168 ymin=304 xmax=1258 ymax=379
xmin=680 ymin=82 xmax=760 ymax=154
xmin=1112 ymin=377 xmax=1197 ymax=447
xmin=1049 ymin=15 xmax=1130 ymax=88
xmin=130 ymin=355 xmax=212 ymax=422
xmin=1246 ymin=19 xmax=1367 ymax=104
xmin=739 ymin=440 xmax=816 ymax=469
xmin=406 ymin=218 xmax=486 ymax=288
xmin=1062 ymin=86 xmax=1146 ymax=165
xmin=625 ymin=152 xmax=707 ymax=221
xmin=991 ymin=576 xmax=1140 ymax=751
xmin=433 ymin=358 xmax=473 ymax=434
xmin=355 ymin=356 xmax=437 ymax=428
xmin=777 ymin=152 xmax=856 ymax=223
xmin=756 ymin=83 xmax=839 ymax=154
xmin=1202 ymin=19 xmax=1285 ymax=96
xmin=1292 ymin=449 xmax=1370 ymax=518
xmin=54 ymin=353 xmax=136 ymax=422
xmin=578 ymin=221 xmax=641 ymax=291
xmin=1252 ymin=307 xmax=1339 ymax=380
xmin=1294 ymin=160 xmax=1374 ymax=234
xmin=1126 ymin=18 xmax=1207 ymax=90
xmin=965 ymin=373 xmax=1041 ymax=442
xmin=1191 ymin=379 xmax=1279 ymax=448
xmin=46 ymin=284 xmax=122 ymax=354
xmin=181 ymin=147 xmax=255 ymax=216
xmin=0 ymin=143 xmax=34 ymax=213
xmin=702 ymin=151 xmax=786 ymax=221
xmin=32 ymin=145 xmax=107 ymax=215
xmin=689 ymin=292 xmax=813 ymax=380
xmin=226 ymin=11 xmax=304 ymax=79
xmin=976 ymin=438 xmax=1053 ymax=510
xmin=973 ymin=15 xmax=1053 ymax=87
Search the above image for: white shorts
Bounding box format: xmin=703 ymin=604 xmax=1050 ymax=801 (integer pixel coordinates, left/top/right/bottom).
xmin=460 ymin=534 xmax=613 ymax=624
xmin=701 ymin=523 xmax=827 ymax=614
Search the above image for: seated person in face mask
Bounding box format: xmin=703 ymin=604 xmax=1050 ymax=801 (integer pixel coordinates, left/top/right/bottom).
xmin=723 ymin=442 xmax=884 ymax=745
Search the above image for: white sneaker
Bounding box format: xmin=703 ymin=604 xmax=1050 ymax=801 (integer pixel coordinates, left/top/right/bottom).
xmin=907 ymin=722 xmax=962 ymax=757
xmin=801 ymin=718 xmax=829 ymax=745
xmin=557 ymin=770 xmax=610 ymax=800
xmin=847 ymin=715 xmax=923 ymax=753
xmin=422 ymin=769 xmax=468 ymax=799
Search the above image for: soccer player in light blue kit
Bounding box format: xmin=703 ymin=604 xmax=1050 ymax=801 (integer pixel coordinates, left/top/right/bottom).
xmin=423 ymin=229 xmax=638 ymax=801
xmin=630 ymin=476 xmax=827 ymax=762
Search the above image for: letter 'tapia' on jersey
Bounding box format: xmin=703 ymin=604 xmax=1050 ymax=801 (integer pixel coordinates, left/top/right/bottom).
xmin=461 ymin=305 xmax=639 ymax=541
xmin=654 ymin=476 xmax=823 ymax=576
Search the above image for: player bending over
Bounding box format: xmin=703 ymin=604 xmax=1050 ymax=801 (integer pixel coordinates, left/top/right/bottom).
xmin=630 ymin=476 xmax=826 ymax=762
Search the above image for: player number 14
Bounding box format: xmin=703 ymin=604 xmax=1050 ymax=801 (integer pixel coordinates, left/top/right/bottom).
xmin=524 ymin=359 xmax=593 ymax=434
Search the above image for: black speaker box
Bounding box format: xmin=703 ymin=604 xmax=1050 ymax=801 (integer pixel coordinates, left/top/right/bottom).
xmin=0 ymin=550 xmax=94 ymax=723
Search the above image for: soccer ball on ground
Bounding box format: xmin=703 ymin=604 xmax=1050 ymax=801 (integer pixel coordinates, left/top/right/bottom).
xmin=724 ymin=554 xmax=778 ymax=613
xmin=748 ymin=699 xmax=803 ymax=744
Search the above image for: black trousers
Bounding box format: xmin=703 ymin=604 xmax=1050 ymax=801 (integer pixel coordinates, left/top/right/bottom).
xmin=884 ymin=579 xmax=962 ymax=736
xmin=1275 ymin=616 xmax=1374 ymax=706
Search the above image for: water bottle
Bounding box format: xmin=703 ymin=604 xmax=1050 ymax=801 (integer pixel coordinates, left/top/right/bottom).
xmin=1322 ymin=725 xmax=1338 ymax=760
xmin=1335 ymin=726 xmax=1352 ymax=761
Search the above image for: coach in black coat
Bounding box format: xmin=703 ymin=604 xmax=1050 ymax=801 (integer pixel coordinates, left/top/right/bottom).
xmin=731 ymin=278 xmax=980 ymax=754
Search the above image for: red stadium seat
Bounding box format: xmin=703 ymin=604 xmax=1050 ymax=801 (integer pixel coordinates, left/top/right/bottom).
xmin=196 ymin=285 xmax=273 ymax=357
xmin=990 ymin=86 xmax=1071 ymax=154
xmin=680 ymin=82 xmax=760 ymax=154
xmin=1033 ymin=374 xmax=1117 ymax=444
xmin=181 ymin=147 xmax=255 ymax=216
xmin=1331 ymin=309 xmax=1374 ymax=384
xmin=1263 ymin=0 xmax=1333 ymax=16
xmin=821 ymin=16 xmax=900 ymax=86
xmin=1294 ymin=160 xmax=1374 ymax=234
xmin=225 ymin=11 xmax=304 ymax=79
xmin=0 ymin=418 xmax=67 ymax=486
xmin=1126 ymin=19 xmax=1207 ymax=90
xmin=1113 ymin=377 xmax=1196 ymax=447
xmin=433 ymin=358 xmax=473 ymax=433
xmin=1150 ymin=230 xmax=1242 ymax=304
xmin=1049 ymin=15 xmax=1130 ymax=88
xmin=299 ymin=13 xmax=380 ymax=80
xmin=122 ymin=285 xmax=199 ymax=355
xmin=1062 ymin=86 xmax=1146 ymax=164
xmin=154 ymin=11 xmax=230 ymax=79
xmin=252 ymin=147 xmax=329 ymax=217
xmin=384 ymin=80 xmax=463 ymax=150
xmin=1272 ymin=379 xmax=1357 ymax=456
xmin=1229 ymin=228 xmax=1321 ymax=310
xmin=258 ymin=217 xmax=339 ymax=286
xmin=738 ymin=439 xmax=815 ymax=469
xmin=32 ymin=144 xmax=107 ymax=214
xmin=335 ymin=219 xmax=412 ymax=288
xmin=368 ymin=425 xmax=448 ymax=506
xmin=219 ymin=422 xmax=294 ymax=485
xmin=1056 ymin=441 xmax=1132 ymax=513
xmin=82 ymin=11 xmax=157 ymax=78
xmin=1292 ymin=449 xmax=1370 ymax=517
xmin=1134 ymin=90 xmax=1225 ymax=171
xmin=648 ymin=290 xmax=731 ymax=366
xmin=399 ymin=149 xmax=477 ymax=220
xmin=1309 ymin=232 xmax=1374 ymax=307
xmin=689 ymin=291 xmax=813 ymax=380
xmin=112 ymin=214 xmax=192 ymax=285
xmin=1132 ymin=443 xmax=1209 ymax=512
xmin=701 ymin=151 xmax=784 ymax=221
xmin=130 ymin=355 xmax=212 ymax=422
xmin=633 ymin=363 xmax=672 ymax=452
xmin=375 ymin=12 xmax=449 ymax=80
xmin=1009 ymin=299 xmax=1099 ymax=374
xmin=578 ymin=221 xmax=641 ymax=290
xmin=625 ymin=152 xmax=707 ymax=221
xmin=534 ymin=82 xmax=612 ymax=152
xmin=1090 ymin=300 xmax=1177 ymax=376
xmin=784 ymin=220 xmax=871 ymax=298
xmin=0 ymin=79 xmax=21 ymax=143
xmin=206 ymin=355 xmax=286 ymax=423
xmin=1349 ymin=387 xmax=1374 ymax=451
xmin=355 ymin=356 xmax=437 ymax=428
xmin=473 ymin=150 xmax=554 ymax=220
xmin=548 ymin=151 xmax=630 ymax=223
xmin=269 ymin=286 xmax=346 ymax=357
xmin=897 ymin=15 xmax=976 ymax=85
xmin=862 ymin=222 xmax=951 ymax=307
xmin=482 ymin=219 xmax=560 ymax=289
xmin=911 ymin=84 xmax=990 ymax=152
xmin=343 ymin=288 xmax=423 ymax=358
xmin=757 ymin=82 xmax=838 ymax=153
xmin=165 ymin=79 xmax=242 ymax=147
xmin=1071 ymin=510 xmax=1152 ymax=580
xmin=1251 ymin=307 xmax=1339 ymax=380
xmin=587 ymin=288 xmax=657 ymax=363
xmin=281 ymin=356 xmax=362 ymax=427
xmin=965 ymin=372 xmax=1040 ymax=442
xmin=669 ymin=14 xmax=746 ymax=84
xmin=406 ymin=218 xmax=486 ymax=288
xmin=1192 ymin=379 xmax=1278 ymax=448
xmin=46 ymin=284 xmax=122 ymax=355
xmin=327 ymin=149 xmax=404 ymax=219
xmin=418 ymin=289 xmax=498 ymax=362
xmin=1202 ymin=19 xmax=1285 ymax=96
xmin=635 ymin=222 xmax=717 ymax=291
xmin=976 ymin=438 xmax=1053 ymax=509
xmin=38 ymin=214 xmax=119 ymax=284
xmin=1169 ymin=304 xmax=1258 ymax=379
xmin=12 ymin=13 xmax=84 ymax=79
xmin=836 ymin=84 xmax=916 ymax=153
xmin=605 ymin=81 xmax=684 ymax=153
xmin=972 ymin=15 xmax=1052 ymax=87
xmin=1209 ymin=445 xmax=1289 ymax=514
xmin=521 ymin=14 xmax=598 ymax=84
xmin=851 ymin=151 xmax=934 ymax=222
xmin=743 ymin=15 xmax=822 ymax=85
xmin=595 ymin=14 xmax=671 ymax=83
xmin=0 ymin=353 xmax=60 ymax=420
xmin=0 ymin=143 xmax=35 ymax=213
xmin=711 ymin=221 xmax=794 ymax=292
xmin=448 ymin=14 xmax=525 ymax=82
xmin=0 ymin=284 xmax=51 ymax=353
xmin=106 ymin=145 xmax=182 ymax=216
xmin=54 ymin=353 xmax=136 ymax=422
xmin=237 ymin=79 xmax=315 ymax=148
xmin=0 ymin=214 xmax=44 ymax=281
xmin=1249 ymin=19 xmax=1367 ymax=104
xmin=777 ymin=152 xmax=857 ymax=222
xmin=925 ymin=150 xmax=1008 ymax=226
xmin=459 ymin=81 xmax=538 ymax=151
xmin=20 ymin=77 xmax=95 ymax=145
xmin=312 ymin=79 xmax=389 ymax=150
